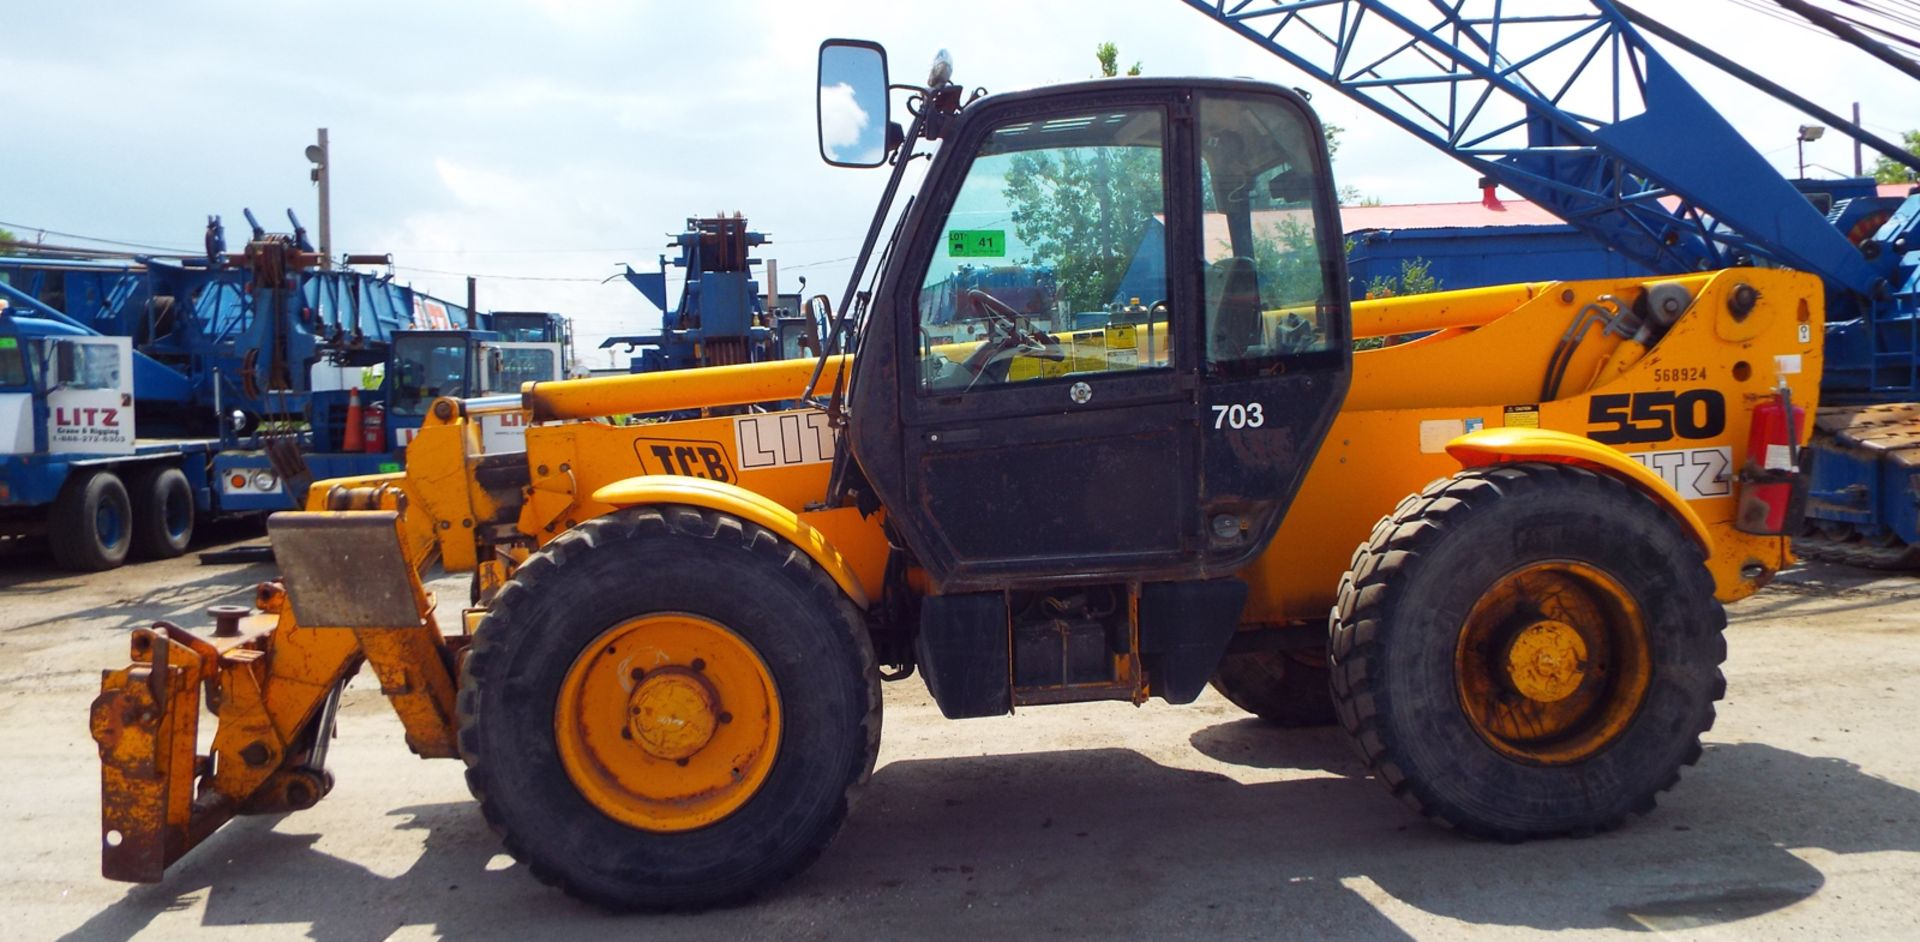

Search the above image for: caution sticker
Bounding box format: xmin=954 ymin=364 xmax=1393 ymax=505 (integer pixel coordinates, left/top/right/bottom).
xmin=1503 ymin=404 xmax=1540 ymax=428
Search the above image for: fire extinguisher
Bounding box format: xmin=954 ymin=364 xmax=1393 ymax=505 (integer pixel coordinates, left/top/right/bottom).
xmin=362 ymin=402 xmax=386 ymax=454
xmin=1735 ymin=379 xmax=1806 ymax=535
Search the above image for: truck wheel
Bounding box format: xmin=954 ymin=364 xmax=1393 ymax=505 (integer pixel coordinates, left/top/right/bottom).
xmin=1329 ymin=463 xmax=1725 ymax=839
xmin=458 ymin=506 xmax=881 ymax=911
xmin=49 ymin=470 xmax=132 ymax=571
xmin=1209 ymin=648 xmax=1335 ymax=726
xmin=129 ymin=465 xmax=195 ymax=559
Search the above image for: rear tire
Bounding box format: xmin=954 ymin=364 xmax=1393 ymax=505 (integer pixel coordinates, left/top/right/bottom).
xmin=458 ymin=506 xmax=881 ymax=911
xmin=129 ymin=465 xmax=195 ymax=559
xmin=49 ymin=470 xmax=132 ymax=571
xmin=1209 ymin=648 xmax=1336 ymax=727
xmin=1330 ymin=463 xmax=1725 ymax=839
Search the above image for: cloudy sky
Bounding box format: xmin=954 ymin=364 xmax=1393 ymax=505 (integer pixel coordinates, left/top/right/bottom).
xmin=2 ymin=0 xmax=1913 ymax=368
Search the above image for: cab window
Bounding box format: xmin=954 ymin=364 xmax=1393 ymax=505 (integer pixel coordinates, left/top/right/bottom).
xmin=59 ymin=340 xmax=124 ymax=390
xmin=1197 ymin=92 xmax=1341 ymax=371
xmin=916 ymin=107 xmax=1170 ymax=392
xmin=0 ymin=338 xmax=26 ymax=387
xmin=392 ymin=338 xmax=469 ymax=416
xmin=488 ymin=347 xmax=558 ymax=394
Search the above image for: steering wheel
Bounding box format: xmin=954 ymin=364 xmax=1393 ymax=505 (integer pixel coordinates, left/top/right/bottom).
xmin=965 ymin=288 xmax=1062 ymax=361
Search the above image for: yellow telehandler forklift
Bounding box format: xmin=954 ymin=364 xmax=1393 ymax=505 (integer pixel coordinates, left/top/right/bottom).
xmin=91 ymin=43 xmax=1822 ymax=910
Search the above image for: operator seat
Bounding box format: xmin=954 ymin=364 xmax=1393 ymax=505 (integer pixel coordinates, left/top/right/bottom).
xmin=1208 ymin=256 xmax=1263 ymax=361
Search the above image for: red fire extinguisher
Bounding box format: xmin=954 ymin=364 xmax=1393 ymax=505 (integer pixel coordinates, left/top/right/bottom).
xmin=362 ymin=402 xmax=386 ymax=454
xmin=1736 ymin=380 xmax=1805 ymax=535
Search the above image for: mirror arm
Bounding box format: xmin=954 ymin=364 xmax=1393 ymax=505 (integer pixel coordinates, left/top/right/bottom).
xmin=800 ymin=101 xmax=932 ymax=410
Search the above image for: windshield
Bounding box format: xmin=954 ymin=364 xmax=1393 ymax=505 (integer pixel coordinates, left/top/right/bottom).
xmin=392 ymin=336 xmax=470 ymax=416
xmin=490 ymin=314 xmax=551 ymax=343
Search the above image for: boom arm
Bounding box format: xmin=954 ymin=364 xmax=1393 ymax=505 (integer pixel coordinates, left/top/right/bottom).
xmin=1176 ymin=0 xmax=1891 ymax=300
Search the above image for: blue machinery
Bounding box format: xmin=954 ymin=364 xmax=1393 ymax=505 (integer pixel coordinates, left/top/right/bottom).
xmin=1180 ymin=0 xmax=1920 ymax=565
xmin=0 ymin=212 xmax=566 ymax=568
xmin=604 ymin=215 xmax=817 ymax=373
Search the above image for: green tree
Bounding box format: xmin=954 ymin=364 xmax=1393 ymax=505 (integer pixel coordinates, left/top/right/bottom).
xmin=1242 ymin=215 xmax=1327 ymax=309
xmin=1364 ymin=257 xmax=1439 ymax=299
xmin=1873 ymin=130 xmax=1920 ymax=184
xmin=994 ymin=43 xmax=1156 ymax=312
xmin=1095 ymin=42 xmax=1141 ymax=78
xmin=1005 ymin=147 xmax=1163 ymax=313
xmin=0 ymin=226 xmax=16 ymax=245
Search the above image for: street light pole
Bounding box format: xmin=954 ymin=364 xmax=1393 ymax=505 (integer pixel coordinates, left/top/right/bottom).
xmin=304 ymin=129 xmax=332 ymax=269
xmin=1796 ymin=124 xmax=1825 ymax=179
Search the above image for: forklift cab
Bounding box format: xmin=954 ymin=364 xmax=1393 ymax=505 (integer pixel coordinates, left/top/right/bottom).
xmin=828 ymin=44 xmax=1352 ymax=594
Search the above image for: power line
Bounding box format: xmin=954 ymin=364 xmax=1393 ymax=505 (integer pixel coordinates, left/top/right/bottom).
xmin=0 ymin=218 xmax=197 ymax=255
xmin=389 ymin=264 xmax=610 ymax=284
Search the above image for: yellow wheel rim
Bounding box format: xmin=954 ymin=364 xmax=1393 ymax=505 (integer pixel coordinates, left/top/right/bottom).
xmin=555 ymin=613 xmax=782 ymax=832
xmin=1454 ymin=561 xmax=1651 ymax=766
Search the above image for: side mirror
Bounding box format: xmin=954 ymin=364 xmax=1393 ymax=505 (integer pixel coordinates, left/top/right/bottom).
xmin=818 ymin=40 xmax=890 ymax=168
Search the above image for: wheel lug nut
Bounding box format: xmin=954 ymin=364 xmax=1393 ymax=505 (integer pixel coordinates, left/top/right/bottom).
xmin=690 ymin=658 xmax=706 ymax=672
xmin=630 ymin=668 xmax=645 ymax=681
xmin=717 ymin=711 xmax=733 ymax=725
xmin=675 ymin=758 xmax=689 ymax=767
xmin=620 ymin=728 xmax=632 ymax=739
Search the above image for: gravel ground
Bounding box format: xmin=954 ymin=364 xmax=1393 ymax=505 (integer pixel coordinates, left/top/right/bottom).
xmin=3 ymin=527 xmax=1917 ymax=941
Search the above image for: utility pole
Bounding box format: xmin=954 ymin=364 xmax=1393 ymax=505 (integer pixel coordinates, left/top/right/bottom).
xmin=1853 ymin=102 xmax=1864 ymax=177
xmin=304 ymin=128 xmax=332 ymax=269
xmin=765 ymin=258 xmax=779 ymax=322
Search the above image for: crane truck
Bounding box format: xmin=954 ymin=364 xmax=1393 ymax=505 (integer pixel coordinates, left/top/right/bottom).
xmin=0 ymin=215 xmax=565 ymax=570
xmin=90 ymin=34 xmax=1818 ymax=910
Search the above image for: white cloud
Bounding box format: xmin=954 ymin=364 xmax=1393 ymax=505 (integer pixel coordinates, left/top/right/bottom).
xmin=819 ymin=81 xmax=876 ymax=163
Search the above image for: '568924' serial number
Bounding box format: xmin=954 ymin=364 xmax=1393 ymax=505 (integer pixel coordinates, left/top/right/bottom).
xmin=1652 ymin=366 xmax=1707 ymax=383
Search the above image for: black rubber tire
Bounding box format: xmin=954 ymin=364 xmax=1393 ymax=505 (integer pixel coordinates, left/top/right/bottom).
xmin=457 ymin=506 xmax=881 ymax=911
xmin=1329 ymin=463 xmax=1726 ymax=839
xmin=48 ymin=470 xmax=132 ymax=571
xmin=1209 ymin=648 xmax=1336 ymax=727
xmin=129 ymin=465 xmax=195 ymax=560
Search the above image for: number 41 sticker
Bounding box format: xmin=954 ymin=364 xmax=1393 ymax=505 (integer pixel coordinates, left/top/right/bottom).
xmin=1212 ymin=402 xmax=1265 ymax=429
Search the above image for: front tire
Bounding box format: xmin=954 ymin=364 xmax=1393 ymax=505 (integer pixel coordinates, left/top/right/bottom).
xmin=49 ymin=470 xmax=132 ymax=571
xmin=458 ymin=506 xmax=881 ymax=911
xmin=1330 ymin=463 xmax=1726 ymax=839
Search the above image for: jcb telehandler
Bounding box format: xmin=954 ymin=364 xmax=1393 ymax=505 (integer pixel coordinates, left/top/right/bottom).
xmin=92 ymin=43 xmax=1821 ymax=910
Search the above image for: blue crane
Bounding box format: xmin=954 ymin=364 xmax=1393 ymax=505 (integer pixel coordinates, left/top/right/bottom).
xmin=1179 ymin=0 xmax=1920 ymax=566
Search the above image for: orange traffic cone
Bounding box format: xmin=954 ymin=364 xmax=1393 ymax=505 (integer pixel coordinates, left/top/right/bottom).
xmin=342 ymin=387 xmax=365 ymax=452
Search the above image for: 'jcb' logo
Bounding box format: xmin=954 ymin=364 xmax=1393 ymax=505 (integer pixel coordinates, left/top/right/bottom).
xmin=633 ymin=438 xmax=735 ymax=482
xmin=1587 ymin=390 xmax=1725 ymax=446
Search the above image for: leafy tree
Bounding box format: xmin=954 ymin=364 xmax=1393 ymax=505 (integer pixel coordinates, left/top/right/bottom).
xmin=1005 ymin=147 xmax=1162 ymax=313
xmin=0 ymin=226 xmax=16 ymax=245
xmin=1095 ymin=42 xmax=1141 ymax=78
xmin=1241 ymin=215 xmax=1326 ymax=309
xmin=1363 ymin=257 xmax=1439 ymax=299
xmin=1872 ymin=130 xmax=1920 ymax=184
xmin=1353 ymin=257 xmax=1441 ymax=350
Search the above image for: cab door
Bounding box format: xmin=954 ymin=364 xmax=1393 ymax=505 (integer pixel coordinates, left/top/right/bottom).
xmin=849 ymin=82 xmax=1349 ymax=592
xmin=476 ymin=340 xmax=562 ymax=453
